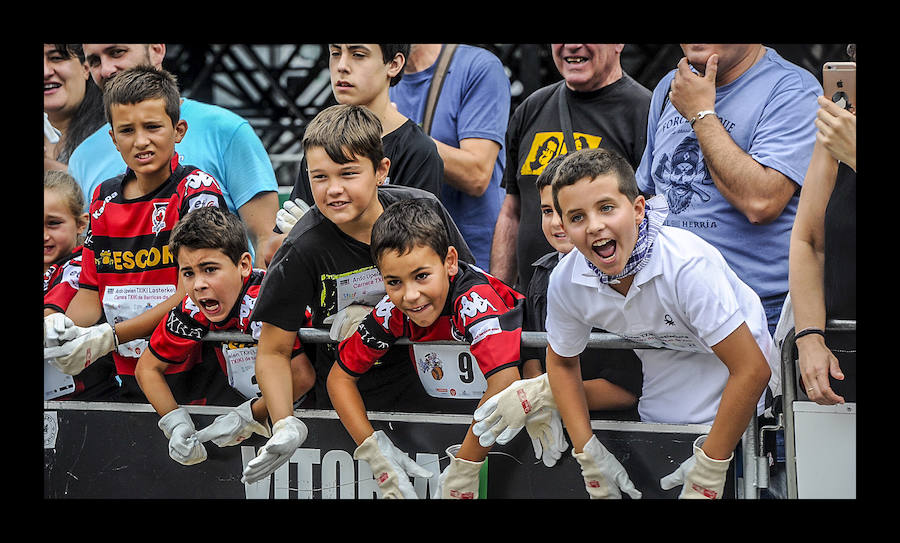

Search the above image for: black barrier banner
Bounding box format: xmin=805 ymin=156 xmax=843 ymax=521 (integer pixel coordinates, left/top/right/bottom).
xmin=43 ymin=401 xmax=734 ymax=499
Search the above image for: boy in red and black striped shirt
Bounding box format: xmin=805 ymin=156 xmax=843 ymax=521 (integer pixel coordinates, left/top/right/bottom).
xmin=328 ymin=199 xmax=525 ymax=499
xmin=44 ymin=66 xmax=230 ymax=402
xmin=134 ymin=207 xmax=315 ymax=466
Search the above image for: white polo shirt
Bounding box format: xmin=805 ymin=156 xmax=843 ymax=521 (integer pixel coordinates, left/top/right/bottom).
xmin=546 ymin=225 xmax=777 ymax=425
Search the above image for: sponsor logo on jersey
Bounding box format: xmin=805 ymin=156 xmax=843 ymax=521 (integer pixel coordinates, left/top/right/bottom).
xmin=165 ymin=310 xmax=205 ymax=340
xmin=92 ymin=191 xmax=118 ymax=220
xmin=96 ymin=245 xmax=175 ymax=272
xmin=187 ymin=193 xmax=220 ymax=211
xmin=374 ymin=297 xmax=395 ymax=330
xmin=468 ymin=316 xmax=501 ymax=345
xmin=151 ymin=202 xmax=168 ymax=234
xmin=184 ymin=171 xmax=220 ymax=190
xmin=458 ymin=292 xmax=497 ymax=325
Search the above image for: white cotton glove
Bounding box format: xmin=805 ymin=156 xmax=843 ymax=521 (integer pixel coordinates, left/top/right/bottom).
xmin=322 ymin=304 xmax=374 ymax=342
xmin=44 ymin=112 xmax=61 ymax=144
xmin=353 ymin=430 xmax=432 ymax=499
xmin=572 ymin=435 xmax=642 ymax=499
xmin=524 ymin=407 xmax=568 ymax=467
xmin=275 ymin=198 xmax=311 ymax=234
xmin=472 ymin=373 xmax=557 ymax=447
xmin=194 ymin=399 xmax=272 ymax=447
xmin=241 ymin=416 xmax=309 ymax=484
xmin=158 ymin=408 xmax=207 ymax=466
xmin=44 ymin=321 xmax=117 ymax=376
xmin=44 ymin=312 xmax=83 ymax=347
xmin=660 ymin=435 xmax=732 ymax=499
xmin=435 ymin=444 xmax=484 ymax=500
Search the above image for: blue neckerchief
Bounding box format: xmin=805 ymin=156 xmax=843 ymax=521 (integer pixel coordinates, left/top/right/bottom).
xmin=585 ymin=196 xmax=668 ymax=285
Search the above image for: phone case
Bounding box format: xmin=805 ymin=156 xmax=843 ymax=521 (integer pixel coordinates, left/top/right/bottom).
xmin=823 ymin=62 xmax=856 ymax=112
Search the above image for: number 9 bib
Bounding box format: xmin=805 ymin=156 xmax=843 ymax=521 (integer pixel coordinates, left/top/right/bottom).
xmin=412 ymin=344 xmax=487 ymax=399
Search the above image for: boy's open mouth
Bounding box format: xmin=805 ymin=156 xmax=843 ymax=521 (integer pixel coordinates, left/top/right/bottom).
xmin=198 ymin=297 xmax=221 ymax=315
xmin=593 ymin=239 xmax=616 ymax=260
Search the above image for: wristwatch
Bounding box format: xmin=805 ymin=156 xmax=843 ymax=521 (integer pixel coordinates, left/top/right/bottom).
xmin=689 ymin=110 xmax=716 ymax=127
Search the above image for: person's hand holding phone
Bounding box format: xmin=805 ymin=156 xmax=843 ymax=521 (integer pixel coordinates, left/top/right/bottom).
xmin=815 ymin=95 xmax=856 ymax=171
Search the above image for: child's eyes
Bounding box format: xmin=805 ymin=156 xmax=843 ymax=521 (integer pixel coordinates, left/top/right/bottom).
xmin=385 ymin=279 xmax=401 ymax=287
xmin=415 ymin=272 xmax=430 ymax=281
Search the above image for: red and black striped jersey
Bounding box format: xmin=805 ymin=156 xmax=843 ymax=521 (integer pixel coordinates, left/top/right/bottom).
xmin=337 ymin=260 xmax=524 ymax=379
xmin=80 ymin=154 xmax=228 ymax=375
xmin=148 ymin=269 xmax=307 ymax=375
xmin=44 ymin=246 xmax=83 ymax=314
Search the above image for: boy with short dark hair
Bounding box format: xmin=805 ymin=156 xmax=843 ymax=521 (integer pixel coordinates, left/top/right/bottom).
xmin=473 ymin=155 xmax=643 ymax=469
xmin=327 ymin=198 xmax=525 ymax=499
xmin=544 ymin=147 xmax=776 ymax=499
xmin=244 ymin=104 xmax=473 ymax=485
xmin=44 ymin=66 xmax=230 ymax=402
xmin=135 ymin=207 xmax=315 ymax=466
xmin=268 ymin=44 xmax=444 ymax=262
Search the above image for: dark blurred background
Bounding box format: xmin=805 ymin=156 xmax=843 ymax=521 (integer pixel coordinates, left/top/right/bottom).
xmin=161 ymin=44 xmax=852 ymax=188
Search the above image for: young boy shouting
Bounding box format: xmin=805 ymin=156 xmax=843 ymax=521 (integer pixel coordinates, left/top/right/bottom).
xmin=44 ymin=66 xmax=229 ymax=402
xmin=327 ymin=199 xmax=525 ymax=499
xmin=244 ymin=104 xmax=472 ymax=485
xmin=546 ymin=148 xmax=776 ymax=499
xmin=473 ymin=155 xmax=643 ymax=470
xmin=135 ymin=207 xmax=315 ymax=466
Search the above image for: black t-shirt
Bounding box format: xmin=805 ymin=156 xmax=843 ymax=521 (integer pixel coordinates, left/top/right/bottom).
xmin=253 ymin=184 xmax=473 ymax=410
xmin=503 ymin=75 xmax=651 ymax=290
xmin=824 ymin=163 xmax=856 ymax=320
xmin=290 ymin=119 xmax=444 ymax=206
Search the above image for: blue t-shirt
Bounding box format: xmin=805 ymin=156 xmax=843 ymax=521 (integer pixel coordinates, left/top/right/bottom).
xmin=635 ymin=47 xmax=822 ymax=301
xmin=389 ymin=45 xmax=510 ymax=271
xmin=67 ymin=98 xmax=277 ymax=258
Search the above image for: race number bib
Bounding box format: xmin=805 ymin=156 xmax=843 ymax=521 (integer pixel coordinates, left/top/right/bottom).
xmin=103 ymin=284 xmax=177 ymax=358
xmin=44 ymin=362 xmax=75 ymax=400
xmin=335 ymin=268 xmax=385 ymax=312
xmin=412 ymin=344 xmax=487 ymax=399
xmin=223 ymin=342 xmax=260 ymax=400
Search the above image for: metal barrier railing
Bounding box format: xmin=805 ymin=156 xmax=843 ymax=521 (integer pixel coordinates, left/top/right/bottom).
xmin=205 ymin=326 xmax=791 ymax=498
xmin=208 ymin=323 xmax=862 ymax=499
xmin=780 ymin=319 xmax=856 ymax=499
xmin=204 ymin=328 xmax=662 ymax=350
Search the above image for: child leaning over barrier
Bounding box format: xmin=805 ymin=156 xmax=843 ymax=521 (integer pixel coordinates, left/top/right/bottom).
xmin=243 ymin=104 xmax=473 ymax=485
xmin=43 ymin=66 xmax=229 ymax=403
xmin=475 ymin=147 xmax=778 ymax=499
xmin=135 ymin=207 xmax=316 ymax=466
xmin=473 ymin=155 xmax=643 ymax=469
xmin=327 ymin=199 xmax=526 ymax=499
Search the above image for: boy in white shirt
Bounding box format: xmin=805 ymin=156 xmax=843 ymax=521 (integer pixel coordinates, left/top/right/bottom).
xmin=476 ymin=147 xmax=776 ymax=499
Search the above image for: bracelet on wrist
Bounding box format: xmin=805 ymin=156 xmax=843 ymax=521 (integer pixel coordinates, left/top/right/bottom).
xmin=689 ymin=109 xmax=716 ymax=127
xmin=795 ymin=327 xmax=825 ymax=340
